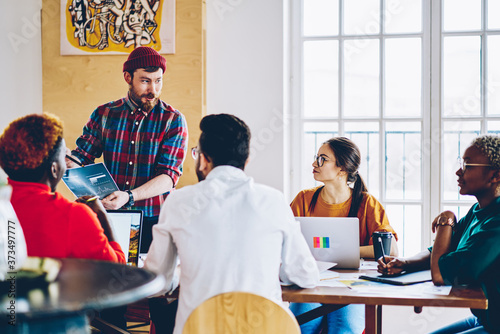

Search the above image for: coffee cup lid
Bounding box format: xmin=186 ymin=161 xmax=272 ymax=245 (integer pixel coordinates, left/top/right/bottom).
xmin=372 ymin=231 xmax=392 ymax=237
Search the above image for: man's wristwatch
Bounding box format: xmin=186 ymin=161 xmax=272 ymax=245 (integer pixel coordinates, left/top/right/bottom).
xmin=125 ymin=190 xmax=134 ymax=208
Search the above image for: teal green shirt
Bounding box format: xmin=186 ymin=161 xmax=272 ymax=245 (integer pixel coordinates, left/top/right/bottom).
xmin=438 ymin=196 xmax=500 ymax=333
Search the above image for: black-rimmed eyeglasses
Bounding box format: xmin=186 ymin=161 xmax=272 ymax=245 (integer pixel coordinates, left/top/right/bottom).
xmin=314 ymin=155 xmax=328 ymax=167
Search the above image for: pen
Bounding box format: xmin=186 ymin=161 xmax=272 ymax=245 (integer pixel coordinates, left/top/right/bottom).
xmin=66 ymin=154 xmax=83 ymax=167
xmin=86 ymin=196 xmax=98 ymax=202
xmin=320 ymin=277 xmax=337 ymax=281
xmin=378 ymin=237 xmax=387 ymax=264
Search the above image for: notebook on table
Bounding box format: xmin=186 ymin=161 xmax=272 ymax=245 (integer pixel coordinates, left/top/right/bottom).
xmin=359 ymin=270 xmax=432 ymax=286
xmin=296 ymin=217 xmax=360 ymax=269
xmin=107 ymin=210 xmax=143 ymax=267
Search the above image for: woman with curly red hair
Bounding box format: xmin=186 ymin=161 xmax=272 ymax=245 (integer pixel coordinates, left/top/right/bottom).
xmin=0 ymin=113 xmax=128 ymax=328
xmin=0 ymin=113 xmax=125 ymax=263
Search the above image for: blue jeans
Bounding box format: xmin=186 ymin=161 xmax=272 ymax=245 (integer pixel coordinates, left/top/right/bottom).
xmin=289 ymin=302 xmax=365 ymax=334
xmin=429 ymin=316 xmax=488 ymax=334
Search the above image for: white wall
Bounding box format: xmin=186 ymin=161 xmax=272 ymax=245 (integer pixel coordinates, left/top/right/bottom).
xmin=0 ymin=0 xmax=43 ymax=184
xmin=0 ymin=1 xmax=43 ymax=130
xmin=206 ymin=0 xmax=287 ymax=193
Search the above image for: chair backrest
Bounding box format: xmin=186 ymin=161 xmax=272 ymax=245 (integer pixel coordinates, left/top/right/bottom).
xmin=182 ymin=291 xmax=300 ymax=334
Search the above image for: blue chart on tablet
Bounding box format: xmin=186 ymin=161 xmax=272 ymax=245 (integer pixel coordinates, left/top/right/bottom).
xmin=62 ymin=162 xmax=119 ymax=199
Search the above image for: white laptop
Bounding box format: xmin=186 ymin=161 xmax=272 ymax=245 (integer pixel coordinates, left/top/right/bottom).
xmin=296 ymin=217 xmax=360 ymax=269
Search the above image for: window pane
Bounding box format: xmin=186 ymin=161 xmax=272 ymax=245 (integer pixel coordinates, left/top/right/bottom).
xmin=345 ymin=122 xmax=380 ymax=198
xmin=303 ymin=122 xmax=338 ymax=189
xmin=386 ymin=204 xmax=422 ymax=256
xmin=303 ymin=41 xmax=339 ymax=118
xmin=443 ymin=205 xmax=475 ymax=221
xmin=488 ymin=0 xmax=500 ymax=29
xmin=385 ymin=122 xmax=421 ymax=200
xmin=303 ymin=0 xmax=339 ymax=36
xmin=385 ymin=38 xmax=422 ymax=117
xmin=443 ymin=36 xmax=481 ymax=117
xmin=488 ymin=121 xmax=500 ymax=135
xmin=443 ymin=0 xmax=481 ymax=31
xmin=344 ymin=39 xmax=380 ymax=117
xmin=344 ymin=0 xmax=380 ymax=35
xmin=487 ymin=36 xmax=500 ymax=116
xmin=384 ymin=0 xmax=422 ymax=33
xmin=443 ymin=121 xmax=481 ymax=201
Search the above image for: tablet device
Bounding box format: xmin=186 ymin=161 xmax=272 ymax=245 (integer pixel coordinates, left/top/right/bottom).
xmin=359 ymin=270 xmax=432 ymax=286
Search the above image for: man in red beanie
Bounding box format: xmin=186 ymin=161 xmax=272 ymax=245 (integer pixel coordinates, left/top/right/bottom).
xmin=67 ymin=47 xmax=186 ymax=331
xmin=68 ymin=45 xmax=187 ymax=245
xmin=67 ymin=45 xmax=187 ymax=256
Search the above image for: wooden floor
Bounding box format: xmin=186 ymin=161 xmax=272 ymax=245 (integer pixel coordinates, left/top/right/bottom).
xmin=90 ymin=299 xmax=152 ymax=333
xmin=125 ymin=299 xmax=152 ymax=333
xmin=126 ymin=322 xmax=150 ymax=333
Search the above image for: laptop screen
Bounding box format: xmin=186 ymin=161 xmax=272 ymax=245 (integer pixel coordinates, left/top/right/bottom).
xmin=107 ymin=210 xmax=143 ymax=266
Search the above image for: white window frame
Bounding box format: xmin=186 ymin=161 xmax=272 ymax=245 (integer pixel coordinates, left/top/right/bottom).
xmin=288 ymin=0 xmax=498 ymax=254
xmin=437 ymin=0 xmax=500 ymax=216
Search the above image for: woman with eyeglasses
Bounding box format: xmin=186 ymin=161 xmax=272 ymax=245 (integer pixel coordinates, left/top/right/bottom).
xmin=289 ymin=136 xmax=398 ymax=334
xmin=378 ymin=135 xmax=500 ymax=333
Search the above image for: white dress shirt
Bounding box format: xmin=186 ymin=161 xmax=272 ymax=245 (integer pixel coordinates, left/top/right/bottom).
xmin=144 ymin=166 xmax=319 ymax=334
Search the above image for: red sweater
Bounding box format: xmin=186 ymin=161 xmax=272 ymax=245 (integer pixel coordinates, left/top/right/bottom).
xmin=9 ymin=179 xmax=125 ymax=264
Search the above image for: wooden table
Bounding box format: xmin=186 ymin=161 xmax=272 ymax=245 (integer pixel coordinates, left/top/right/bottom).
xmin=282 ymin=264 xmax=487 ymax=334
xmin=0 ymin=258 xmax=165 ymax=334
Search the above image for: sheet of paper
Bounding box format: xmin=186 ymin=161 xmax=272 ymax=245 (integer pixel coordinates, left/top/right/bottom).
xmin=407 ymin=282 xmax=453 ymax=296
xmin=62 ymin=162 xmax=119 ymax=199
xmin=317 ymin=278 xmax=346 ymax=288
xmin=316 ymin=261 xmax=337 ymax=273
xmin=360 ymin=260 xmax=379 ymax=270
xmin=338 ymin=272 xmax=363 ymax=280
xmin=336 ymin=279 xmax=453 ymax=296
xmin=320 ymin=270 xmax=339 ymax=280
xmin=338 ymin=279 xmax=381 ymax=290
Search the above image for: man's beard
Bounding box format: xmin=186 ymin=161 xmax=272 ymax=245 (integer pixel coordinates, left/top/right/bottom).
xmin=195 ymin=159 xmax=205 ymax=181
xmin=129 ymin=86 xmax=158 ymax=112
xmin=196 ymin=169 xmax=205 ymax=182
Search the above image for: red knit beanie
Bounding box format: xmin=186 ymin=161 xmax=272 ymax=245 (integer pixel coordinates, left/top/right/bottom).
xmin=123 ymin=47 xmax=166 ymax=74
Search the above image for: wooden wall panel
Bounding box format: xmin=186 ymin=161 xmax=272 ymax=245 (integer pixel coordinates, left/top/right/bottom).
xmin=42 ymin=0 xmax=205 ymax=199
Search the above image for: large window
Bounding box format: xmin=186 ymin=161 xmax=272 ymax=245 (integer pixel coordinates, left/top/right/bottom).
xmin=290 ymin=0 xmax=500 ymax=256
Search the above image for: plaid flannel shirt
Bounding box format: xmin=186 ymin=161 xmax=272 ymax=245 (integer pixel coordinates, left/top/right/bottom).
xmin=73 ymin=94 xmax=188 ymax=217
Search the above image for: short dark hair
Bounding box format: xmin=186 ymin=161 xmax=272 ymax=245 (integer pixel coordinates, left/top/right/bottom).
xmin=126 ymin=66 xmax=162 ymax=79
xmin=199 ymin=114 xmax=251 ymax=170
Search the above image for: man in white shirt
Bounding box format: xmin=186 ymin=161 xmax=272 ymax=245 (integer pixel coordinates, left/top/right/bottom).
xmin=144 ymin=113 xmax=319 ymax=334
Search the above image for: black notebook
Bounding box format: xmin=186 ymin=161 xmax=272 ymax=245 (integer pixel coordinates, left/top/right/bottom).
xmin=359 ymin=270 xmax=432 ymax=286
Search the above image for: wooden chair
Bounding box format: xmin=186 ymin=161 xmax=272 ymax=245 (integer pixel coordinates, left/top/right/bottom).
xmin=182 ymin=292 xmax=300 ymax=334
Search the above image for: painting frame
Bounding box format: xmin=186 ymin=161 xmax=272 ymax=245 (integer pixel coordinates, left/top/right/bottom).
xmin=60 ymin=0 xmax=175 ymax=55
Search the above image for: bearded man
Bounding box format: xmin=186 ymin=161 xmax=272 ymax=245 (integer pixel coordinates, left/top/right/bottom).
xmin=67 ymin=46 xmax=188 ymax=256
